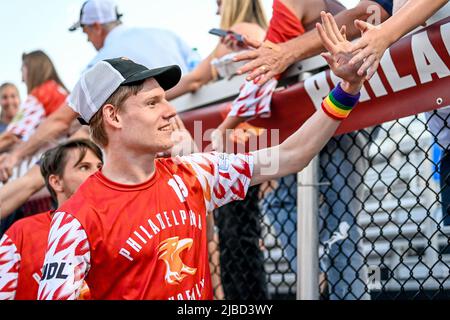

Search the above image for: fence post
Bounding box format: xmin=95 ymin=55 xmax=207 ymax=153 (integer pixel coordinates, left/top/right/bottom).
xmin=297 ymin=155 xmax=320 ymax=300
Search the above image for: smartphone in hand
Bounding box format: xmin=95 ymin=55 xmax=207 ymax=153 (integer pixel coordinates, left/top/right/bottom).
xmin=208 ymin=28 xmax=244 ymax=43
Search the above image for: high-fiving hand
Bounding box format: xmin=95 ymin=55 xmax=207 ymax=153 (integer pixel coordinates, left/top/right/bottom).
xmin=316 ymin=12 xmax=366 ymax=91
xmin=348 ymin=20 xmax=390 ymax=80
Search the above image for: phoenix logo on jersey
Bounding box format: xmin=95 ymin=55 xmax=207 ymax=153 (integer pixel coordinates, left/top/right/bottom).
xmin=158 ymin=237 xmax=197 ymax=285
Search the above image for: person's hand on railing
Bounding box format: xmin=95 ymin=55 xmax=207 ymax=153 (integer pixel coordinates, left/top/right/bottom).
xmin=348 ymin=20 xmax=391 ymax=80
xmin=231 ymin=36 xmax=295 ymax=86
xmin=317 ymin=12 xmax=366 ymax=92
xmin=0 ymin=152 xmax=18 ymax=183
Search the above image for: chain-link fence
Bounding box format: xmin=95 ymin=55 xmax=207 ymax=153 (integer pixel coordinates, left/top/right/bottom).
xmin=209 ymin=108 xmax=450 ymax=300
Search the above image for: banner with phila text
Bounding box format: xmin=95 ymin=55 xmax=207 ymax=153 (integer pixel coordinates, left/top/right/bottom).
xmin=180 ymin=17 xmax=450 ymax=151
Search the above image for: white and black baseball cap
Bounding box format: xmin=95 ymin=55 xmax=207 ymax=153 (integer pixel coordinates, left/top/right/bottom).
xmin=69 ymin=0 xmax=123 ymax=32
xmin=69 ymin=57 xmax=182 ymax=125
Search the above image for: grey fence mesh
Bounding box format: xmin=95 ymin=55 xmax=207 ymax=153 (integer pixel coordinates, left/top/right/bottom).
xmin=209 ymin=109 xmax=450 ymax=300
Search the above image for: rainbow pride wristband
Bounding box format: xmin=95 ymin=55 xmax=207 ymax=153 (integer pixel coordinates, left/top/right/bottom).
xmin=321 ymin=83 xmax=360 ymax=121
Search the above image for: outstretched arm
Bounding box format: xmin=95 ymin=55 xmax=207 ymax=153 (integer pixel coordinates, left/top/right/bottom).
xmin=349 ymin=0 xmax=448 ymax=78
xmin=0 ymin=165 xmax=45 ymax=219
xmin=233 ymin=0 xmax=391 ymax=86
xmin=250 ymin=12 xmax=366 ymax=185
xmin=0 ymin=132 xmax=20 ymax=153
xmin=0 ymin=104 xmax=78 ymax=183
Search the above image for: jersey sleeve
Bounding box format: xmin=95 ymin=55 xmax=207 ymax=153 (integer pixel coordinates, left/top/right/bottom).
xmin=7 ymin=95 xmax=46 ymax=141
xmin=179 ymin=152 xmax=254 ymax=211
xmin=38 ymin=212 xmax=91 ymax=300
xmin=0 ymin=234 xmax=21 ymax=300
xmin=228 ymin=79 xmax=278 ymax=119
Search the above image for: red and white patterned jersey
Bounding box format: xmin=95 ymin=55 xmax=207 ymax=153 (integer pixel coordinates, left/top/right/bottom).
xmin=0 ymin=212 xmax=51 ymax=300
xmin=38 ymin=152 xmax=253 ymax=300
xmin=7 ymin=80 xmax=67 ymax=141
xmin=0 ymin=212 xmax=91 ymax=300
xmin=228 ymin=79 xmax=278 ymax=119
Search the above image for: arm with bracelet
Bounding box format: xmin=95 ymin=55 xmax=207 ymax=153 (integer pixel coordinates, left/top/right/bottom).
xmin=250 ymin=12 xmax=365 ymax=186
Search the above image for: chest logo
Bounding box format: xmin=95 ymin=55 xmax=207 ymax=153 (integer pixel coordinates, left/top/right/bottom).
xmin=158 ymin=237 xmax=197 ymax=285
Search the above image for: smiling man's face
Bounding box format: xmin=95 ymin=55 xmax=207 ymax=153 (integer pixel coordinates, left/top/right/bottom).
xmin=116 ymin=78 xmax=178 ymax=154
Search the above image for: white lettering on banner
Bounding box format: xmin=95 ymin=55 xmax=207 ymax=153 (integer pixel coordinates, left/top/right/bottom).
xmin=119 ymin=209 xmax=203 ymax=261
xmin=412 ymin=31 xmax=450 ymax=83
xmin=303 ymin=25 xmax=449 ymax=107
xmin=442 ymin=23 xmax=450 ymax=55
xmin=367 ymin=72 xmax=388 ymax=97
xmin=304 ymin=71 xmax=330 ymax=109
xmin=380 ymin=48 xmax=417 ymax=92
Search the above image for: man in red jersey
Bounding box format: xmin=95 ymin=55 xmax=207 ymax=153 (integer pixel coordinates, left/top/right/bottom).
xmin=38 ymin=14 xmax=370 ymax=300
xmin=0 ymin=139 xmax=103 ymax=300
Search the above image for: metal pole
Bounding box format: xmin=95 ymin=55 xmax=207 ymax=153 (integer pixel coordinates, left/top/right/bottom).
xmin=297 ymin=156 xmax=320 ymax=300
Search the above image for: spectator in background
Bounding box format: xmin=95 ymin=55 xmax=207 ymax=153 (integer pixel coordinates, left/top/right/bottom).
xmin=233 ymin=0 xmax=446 ymax=84
xmin=0 ymin=127 xmax=91 ymax=226
xmin=346 ymin=0 xmax=450 ymax=223
xmin=0 ymin=0 xmax=198 ymax=182
xmin=0 ymin=139 xmax=103 ymax=300
xmin=348 ymin=0 xmax=448 ymax=79
xmin=0 ymin=51 xmax=69 ymax=235
xmin=69 ymin=0 xmax=198 ymax=73
xmin=0 ymin=83 xmax=20 ymax=134
xmin=427 ymin=108 xmax=450 ymax=225
xmin=371 ymin=0 xmax=450 ymax=225
xmin=211 ymin=0 xmax=345 ymax=148
xmin=246 ymin=0 xmax=448 ymax=299
xmin=166 ymin=0 xmax=268 ymax=100
xmin=0 ymin=51 xmax=68 ymax=156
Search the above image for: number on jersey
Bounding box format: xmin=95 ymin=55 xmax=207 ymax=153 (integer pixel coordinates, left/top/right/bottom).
xmin=168 ymin=175 xmax=188 ymax=202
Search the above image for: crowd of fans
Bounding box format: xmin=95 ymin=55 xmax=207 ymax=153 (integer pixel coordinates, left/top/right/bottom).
xmin=0 ymin=0 xmax=448 ymax=300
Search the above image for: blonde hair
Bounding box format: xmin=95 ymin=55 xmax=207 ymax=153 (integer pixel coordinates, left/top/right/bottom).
xmin=220 ymin=0 xmax=268 ymax=30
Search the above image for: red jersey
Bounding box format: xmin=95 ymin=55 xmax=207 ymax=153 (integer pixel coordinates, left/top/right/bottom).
xmin=38 ymin=152 xmax=253 ymax=300
xmin=265 ymin=0 xmax=305 ymax=44
xmin=0 ymin=212 xmax=91 ymax=300
xmin=0 ymin=212 xmax=52 ymax=300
